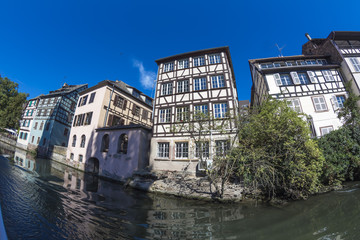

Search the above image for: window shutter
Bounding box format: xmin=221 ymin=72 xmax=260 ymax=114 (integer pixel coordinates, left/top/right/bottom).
xmin=307 ymin=71 xmax=317 ymax=83
xmin=273 ymin=73 xmax=282 ymax=86
xmin=290 ymin=72 xmax=301 ymax=84
xmin=107 ymin=114 xmax=113 ymax=126
xmin=332 ymin=95 xmax=339 ymax=110
xmin=114 ymin=95 xmax=119 ymax=107
xmin=122 ymin=99 xmax=127 ymax=110
xmin=132 ymin=104 xmax=136 ymax=115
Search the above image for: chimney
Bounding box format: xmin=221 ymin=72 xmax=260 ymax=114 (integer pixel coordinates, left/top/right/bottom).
xmin=305 ymin=33 xmax=312 ymax=41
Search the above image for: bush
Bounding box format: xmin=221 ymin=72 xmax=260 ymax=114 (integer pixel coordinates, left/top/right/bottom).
xmin=317 ymin=124 xmax=360 ymax=185
xmin=234 ymin=99 xmax=325 ymax=200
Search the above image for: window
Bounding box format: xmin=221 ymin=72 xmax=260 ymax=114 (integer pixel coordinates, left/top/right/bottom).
xmin=31 ymin=136 xmax=34 ymax=143
xmin=176 ymin=106 xmax=189 ymax=122
xmin=132 ymin=105 xmax=140 ymax=116
xmin=161 ymin=82 xmax=173 ymax=96
xmin=260 ymin=63 xmax=274 ymax=69
xmin=193 ymin=56 xmax=205 ymax=67
xmin=157 ymin=143 xmax=169 ymax=158
xmin=78 ymin=155 xmax=83 ymax=163
xmin=42 ymin=138 xmax=46 ymax=146
xmin=320 ymin=126 xmax=334 ymax=136
xmin=307 ymin=71 xmax=317 ymax=83
xmin=194 ymin=104 xmax=208 ymax=117
xmin=37 ymin=137 xmax=40 ymax=144
xmin=322 ymin=70 xmax=335 ymax=82
xmin=89 ymin=92 xmax=96 ymax=103
xmin=118 ymin=134 xmax=128 ymax=154
xmin=298 ymin=73 xmax=310 ymax=84
xmin=286 ymin=61 xmax=295 ymax=66
xmin=306 ymin=60 xmax=317 ymax=65
xmin=159 ymin=108 xmax=171 ymax=123
xmin=45 ymin=122 xmax=50 ymax=131
xmin=34 ymin=122 xmax=38 ymax=130
xmin=72 ymin=135 xmax=76 ymax=147
xmin=195 ymin=141 xmax=209 ymax=158
xmin=178 ymin=59 xmax=189 ymax=69
xmin=350 ymin=57 xmax=360 ymax=72
xmin=132 ymin=90 xmax=140 ymax=98
xmin=317 ymin=59 xmax=327 ymax=65
xmin=101 ymin=134 xmax=109 ymax=152
xmin=312 ymin=96 xmax=328 ymax=111
xmin=177 ymin=79 xmax=189 ymax=93
xmin=81 ymin=95 xmax=88 ymax=106
xmin=70 ymin=153 xmax=74 ymax=161
xmin=37 ymin=109 xmax=42 ymax=116
xmin=145 ymin=97 xmax=152 ymax=106
xmin=39 ymin=122 xmax=44 ymax=130
xmin=142 ymin=110 xmax=148 ymax=120
xmin=64 ymin=128 xmax=68 ymax=136
xmin=164 ymin=62 xmax=174 ymax=72
xmin=287 ymin=99 xmax=302 ymax=112
xmin=296 ymin=60 xmax=306 ymax=65
xmin=194 ymin=77 xmax=207 ymax=91
xmin=85 ymin=112 xmax=93 ymax=125
xmin=280 ymin=74 xmax=292 ymax=86
xmin=213 ymin=103 xmax=228 ymax=118
xmin=114 ymin=95 xmax=127 ymax=110
xmin=211 ymin=75 xmax=225 ymax=88
xmin=209 ymin=54 xmax=221 ymax=64
xmin=80 ymin=135 xmax=86 ymax=148
xmin=70 ymin=102 xmax=76 ymax=111
xmin=78 ymin=97 xmax=82 ymax=107
xmin=175 ymin=142 xmax=188 ymax=158
xmin=332 ymin=95 xmax=346 ymax=110
xmin=216 ymin=140 xmax=229 ymax=156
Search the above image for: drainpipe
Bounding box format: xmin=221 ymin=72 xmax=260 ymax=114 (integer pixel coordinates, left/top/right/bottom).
xmin=103 ymin=83 xmax=115 ymax=127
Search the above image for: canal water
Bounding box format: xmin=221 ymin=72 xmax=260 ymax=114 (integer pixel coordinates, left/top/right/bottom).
xmin=1 ymin=144 xmax=360 ymax=240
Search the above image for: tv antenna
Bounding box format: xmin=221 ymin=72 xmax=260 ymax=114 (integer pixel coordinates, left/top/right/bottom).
xmin=275 ymin=43 xmax=285 ymax=57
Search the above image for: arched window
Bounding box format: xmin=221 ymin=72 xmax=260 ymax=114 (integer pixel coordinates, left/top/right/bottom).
xmin=117 ymin=134 xmax=128 ymax=154
xmin=72 ymin=135 xmax=76 ymax=147
xmin=80 ymin=135 xmax=86 ymax=148
xmin=101 ymin=134 xmax=109 ymax=152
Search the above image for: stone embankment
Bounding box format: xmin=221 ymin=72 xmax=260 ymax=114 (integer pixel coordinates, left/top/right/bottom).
xmin=127 ymin=170 xmax=245 ymax=202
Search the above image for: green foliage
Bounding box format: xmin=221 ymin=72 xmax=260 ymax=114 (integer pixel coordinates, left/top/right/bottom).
xmin=317 ymin=125 xmax=360 ymax=185
xmin=234 ymin=98 xmax=325 ymax=200
xmin=0 ymin=77 xmax=28 ymax=129
xmin=337 ymin=81 xmax=360 ymax=126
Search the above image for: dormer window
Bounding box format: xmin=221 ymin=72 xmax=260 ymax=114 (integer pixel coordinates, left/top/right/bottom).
xmin=132 ymin=90 xmax=140 ymax=98
xmin=260 ymin=63 xmax=274 ymax=69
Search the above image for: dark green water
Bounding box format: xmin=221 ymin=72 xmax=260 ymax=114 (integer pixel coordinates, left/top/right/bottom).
xmin=0 ymin=144 xmax=359 ymax=239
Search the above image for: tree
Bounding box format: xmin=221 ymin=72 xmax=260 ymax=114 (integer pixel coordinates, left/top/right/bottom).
xmin=0 ymin=76 xmax=28 ymax=129
xmin=234 ymin=98 xmax=325 ymax=200
xmin=337 ymin=81 xmax=360 ymax=126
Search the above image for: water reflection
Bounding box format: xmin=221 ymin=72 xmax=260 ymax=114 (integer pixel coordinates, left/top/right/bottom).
xmin=1 ymin=145 xmax=360 ymax=239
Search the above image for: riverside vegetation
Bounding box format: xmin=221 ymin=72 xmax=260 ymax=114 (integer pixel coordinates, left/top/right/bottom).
xmin=178 ymin=81 xmax=360 ymax=202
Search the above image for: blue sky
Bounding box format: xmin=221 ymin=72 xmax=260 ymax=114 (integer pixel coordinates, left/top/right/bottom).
xmin=0 ymin=0 xmax=359 ymax=101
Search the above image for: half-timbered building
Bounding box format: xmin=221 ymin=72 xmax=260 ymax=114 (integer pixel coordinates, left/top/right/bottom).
xmin=66 ymin=80 xmax=153 ymax=180
xmin=303 ymin=31 xmax=360 ymax=107
xmin=249 ymin=55 xmax=347 ymax=137
xmin=149 ymin=46 xmax=239 ymax=174
xmin=26 ymin=83 xmax=88 ymax=155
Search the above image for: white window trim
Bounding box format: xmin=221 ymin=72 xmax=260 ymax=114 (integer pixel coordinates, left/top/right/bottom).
xmin=287 ymin=98 xmax=302 ymax=113
xmin=175 ymin=142 xmax=189 ymax=159
xmin=322 ymin=70 xmax=335 ymax=82
xmin=312 ymin=96 xmax=328 ymax=112
xmin=213 ymin=102 xmax=228 ymax=119
xmin=350 ymin=57 xmax=360 ymax=72
xmin=320 ymin=126 xmax=334 ymax=136
xmin=157 ymin=142 xmax=169 ymax=158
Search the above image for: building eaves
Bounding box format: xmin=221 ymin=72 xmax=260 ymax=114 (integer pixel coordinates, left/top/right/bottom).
xmin=95 ymin=124 xmax=152 ymax=132
xmin=80 ymin=80 xmax=153 ymax=107
xmin=155 ymin=46 xmax=230 ymax=64
xmin=248 ymin=54 xmax=331 ymax=64
xmin=328 ymin=31 xmax=360 ymax=40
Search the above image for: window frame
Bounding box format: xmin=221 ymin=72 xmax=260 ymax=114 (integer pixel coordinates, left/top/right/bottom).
xmin=312 ymin=96 xmax=328 ymax=112
xmin=320 ymin=126 xmax=334 ymax=136
xmin=211 ymin=75 xmax=225 ymax=88
xmin=287 ymin=98 xmax=302 ymax=113
xmin=193 ymin=56 xmax=205 ymax=67
xmin=194 ymin=77 xmax=207 ymax=91
xmin=213 ymin=102 xmax=228 ymax=119
xmin=159 ymin=108 xmax=171 ymax=123
xmin=161 ymin=82 xmax=173 ymax=96
xmin=157 ymin=142 xmax=169 ymax=158
xmin=209 ymin=53 xmax=221 ymax=64
xmin=163 ymin=62 xmax=174 ymax=72
xmin=178 ymin=59 xmax=189 ymax=69
xmin=175 ymin=142 xmax=189 ymax=159
xmin=176 ymin=106 xmax=189 ymax=122
xmin=177 ymin=79 xmax=189 ymax=93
